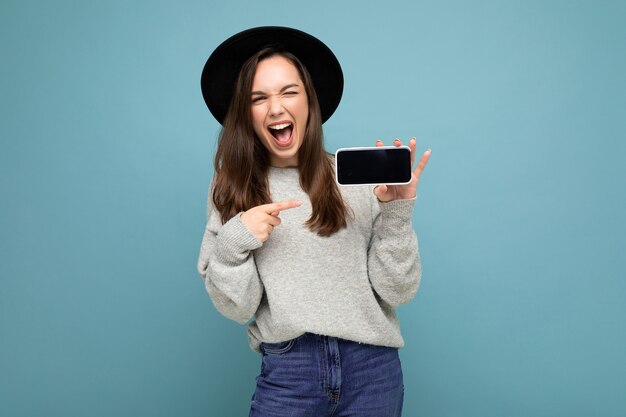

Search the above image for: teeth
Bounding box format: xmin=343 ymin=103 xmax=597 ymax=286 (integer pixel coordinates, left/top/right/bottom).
xmin=268 ymin=123 xmax=292 ymax=130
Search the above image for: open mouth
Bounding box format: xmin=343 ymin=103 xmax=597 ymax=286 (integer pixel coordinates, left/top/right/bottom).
xmin=268 ymin=122 xmax=293 ymax=146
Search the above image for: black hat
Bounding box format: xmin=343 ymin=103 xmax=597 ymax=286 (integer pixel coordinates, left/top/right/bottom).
xmin=201 ymin=26 xmax=343 ymax=125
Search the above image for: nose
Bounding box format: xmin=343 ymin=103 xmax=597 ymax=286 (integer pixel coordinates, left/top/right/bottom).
xmin=268 ymin=96 xmax=284 ymax=117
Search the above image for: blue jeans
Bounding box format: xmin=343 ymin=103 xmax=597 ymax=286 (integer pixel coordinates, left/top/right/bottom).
xmin=249 ymin=333 xmax=404 ymax=417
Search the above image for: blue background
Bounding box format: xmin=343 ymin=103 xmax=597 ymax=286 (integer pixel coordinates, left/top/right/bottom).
xmin=1 ymin=0 xmax=625 ymax=416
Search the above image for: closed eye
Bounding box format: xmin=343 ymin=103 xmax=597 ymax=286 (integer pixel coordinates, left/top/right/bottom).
xmin=251 ymin=96 xmax=266 ymax=103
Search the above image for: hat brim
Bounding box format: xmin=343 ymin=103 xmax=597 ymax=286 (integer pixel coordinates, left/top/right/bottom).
xmin=201 ymin=26 xmax=343 ymax=125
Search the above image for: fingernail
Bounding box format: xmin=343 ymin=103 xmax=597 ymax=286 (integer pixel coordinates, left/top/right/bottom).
xmin=294 ymin=200 xmax=303 ymax=206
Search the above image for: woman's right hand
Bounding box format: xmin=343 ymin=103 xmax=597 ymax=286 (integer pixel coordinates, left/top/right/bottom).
xmin=240 ymin=200 xmax=303 ymax=242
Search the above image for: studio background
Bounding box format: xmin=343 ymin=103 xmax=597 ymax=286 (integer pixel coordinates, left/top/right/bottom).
xmin=1 ymin=0 xmax=625 ymax=416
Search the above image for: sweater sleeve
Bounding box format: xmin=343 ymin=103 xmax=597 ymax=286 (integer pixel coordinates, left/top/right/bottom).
xmin=197 ymin=192 xmax=264 ymax=324
xmin=367 ymin=195 xmax=422 ymax=309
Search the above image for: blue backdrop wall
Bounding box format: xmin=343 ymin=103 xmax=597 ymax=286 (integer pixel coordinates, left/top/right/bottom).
xmin=1 ymin=0 xmax=625 ymax=416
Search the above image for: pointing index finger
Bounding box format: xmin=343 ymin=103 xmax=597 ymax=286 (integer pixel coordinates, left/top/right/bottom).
xmin=261 ymin=200 xmax=304 ymax=214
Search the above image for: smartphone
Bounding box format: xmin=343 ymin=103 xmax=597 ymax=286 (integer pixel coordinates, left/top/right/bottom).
xmin=335 ymin=146 xmax=412 ymax=186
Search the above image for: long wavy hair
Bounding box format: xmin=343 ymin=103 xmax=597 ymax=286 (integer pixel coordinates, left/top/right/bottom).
xmin=212 ymin=48 xmax=349 ymax=237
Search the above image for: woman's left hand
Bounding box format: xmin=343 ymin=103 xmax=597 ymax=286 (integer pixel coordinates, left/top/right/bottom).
xmin=373 ymin=137 xmax=431 ymax=202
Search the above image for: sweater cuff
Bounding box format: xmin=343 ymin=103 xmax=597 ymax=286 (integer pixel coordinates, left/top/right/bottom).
xmin=378 ymin=197 xmax=416 ymax=217
xmin=376 ymin=198 xmax=415 ymax=231
xmin=215 ymin=213 xmax=263 ymax=260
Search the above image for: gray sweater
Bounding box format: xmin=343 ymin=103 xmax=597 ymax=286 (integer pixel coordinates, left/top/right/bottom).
xmin=197 ymin=166 xmax=421 ymax=352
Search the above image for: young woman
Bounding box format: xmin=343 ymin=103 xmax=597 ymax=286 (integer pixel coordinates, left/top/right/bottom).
xmin=197 ymin=26 xmax=430 ymax=417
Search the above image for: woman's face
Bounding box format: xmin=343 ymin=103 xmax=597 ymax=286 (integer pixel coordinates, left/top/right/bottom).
xmin=250 ymin=55 xmax=309 ymax=168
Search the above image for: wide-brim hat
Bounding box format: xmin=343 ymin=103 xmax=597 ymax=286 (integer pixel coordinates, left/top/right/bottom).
xmin=201 ymin=26 xmax=343 ymax=125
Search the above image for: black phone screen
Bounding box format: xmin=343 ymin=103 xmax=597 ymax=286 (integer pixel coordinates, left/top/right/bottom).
xmin=336 ymin=147 xmax=412 ymax=185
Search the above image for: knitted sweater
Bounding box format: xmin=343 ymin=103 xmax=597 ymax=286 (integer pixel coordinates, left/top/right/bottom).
xmin=197 ymin=166 xmax=421 ymax=353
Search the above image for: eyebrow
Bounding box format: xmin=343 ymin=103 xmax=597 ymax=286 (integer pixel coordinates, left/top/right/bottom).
xmin=251 ymin=83 xmax=300 ymax=96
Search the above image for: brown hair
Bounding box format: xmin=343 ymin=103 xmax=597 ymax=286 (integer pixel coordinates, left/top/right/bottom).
xmin=212 ymin=48 xmax=348 ymax=236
